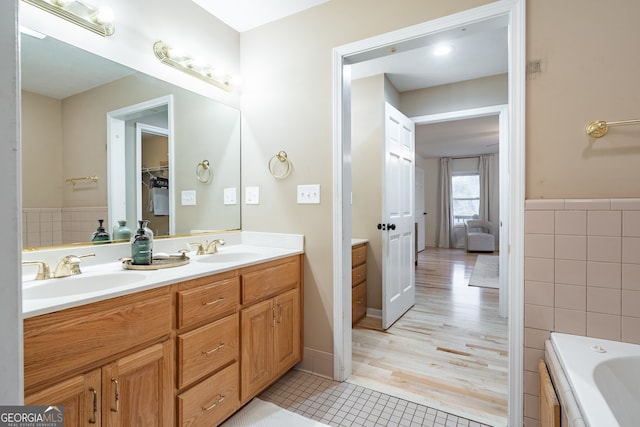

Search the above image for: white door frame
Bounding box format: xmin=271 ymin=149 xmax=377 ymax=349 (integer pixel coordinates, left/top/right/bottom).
xmin=332 ymin=1 xmax=525 ymax=425
xmin=107 ymin=95 xmax=175 ymax=235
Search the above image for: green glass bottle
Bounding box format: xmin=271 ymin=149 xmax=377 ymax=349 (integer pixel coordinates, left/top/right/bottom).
xmin=113 ymin=220 xmax=133 ymax=241
xmin=91 ymin=219 xmax=110 ymax=243
xmin=131 ymin=220 xmax=152 ymax=265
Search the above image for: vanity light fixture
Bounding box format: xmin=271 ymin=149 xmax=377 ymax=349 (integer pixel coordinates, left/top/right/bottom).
xmin=153 ymin=41 xmax=235 ymax=92
xmin=21 ymin=0 xmax=115 ymax=37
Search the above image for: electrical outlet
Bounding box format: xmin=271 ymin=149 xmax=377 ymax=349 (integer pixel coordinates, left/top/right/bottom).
xmin=297 ymin=184 xmax=320 ymax=204
xmin=181 ymin=190 xmax=196 ymax=206
xmin=224 ymin=187 xmax=237 ymax=205
xmin=245 ymin=186 xmax=260 ymax=205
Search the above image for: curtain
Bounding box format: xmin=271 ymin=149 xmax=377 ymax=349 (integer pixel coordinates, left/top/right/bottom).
xmin=478 ymin=154 xmax=493 ymax=222
xmin=437 ymin=157 xmax=452 ymax=248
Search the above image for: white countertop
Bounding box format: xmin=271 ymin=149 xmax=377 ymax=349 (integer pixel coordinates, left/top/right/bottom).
xmin=352 ymin=238 xmax=368 ymax=246
xmin=22 ymin=232 xmax=303 ymax=318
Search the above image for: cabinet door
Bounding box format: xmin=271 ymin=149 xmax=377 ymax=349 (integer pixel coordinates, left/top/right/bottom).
xmin=352 ymin=282 xmax=367 ymax=325
xmin=273 ymin=288 xmax=301 ymax=376
xmin=25 ymin=369 xmax=101 ymax=427
xmin=103 ymin=340 xmax=173 ymax=427
xmin=240 ymin=299 xmax=274 ymax=402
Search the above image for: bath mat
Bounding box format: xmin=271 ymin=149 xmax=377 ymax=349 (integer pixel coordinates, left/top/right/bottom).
xmin=221 ymin=398 xmax=330 ymax=427
xmin=468 ymin=255 xmax=499 ymax=288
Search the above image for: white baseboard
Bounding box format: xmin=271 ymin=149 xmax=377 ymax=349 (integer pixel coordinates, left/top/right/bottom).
xmin=366 ymin=308 xmax=382 ymax=319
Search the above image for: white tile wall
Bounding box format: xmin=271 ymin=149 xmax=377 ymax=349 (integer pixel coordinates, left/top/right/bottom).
xmin=22 ymin=207 xmax=107 ymax=248
xmin=524 ymin=198 xmax=640 ymax=427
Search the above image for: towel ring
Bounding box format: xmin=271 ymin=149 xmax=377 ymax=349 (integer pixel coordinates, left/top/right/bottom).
xmin=268 ymin=151 xmax=292 ymax=179
xmin=196 ymin=160 xmax=212 ymax=183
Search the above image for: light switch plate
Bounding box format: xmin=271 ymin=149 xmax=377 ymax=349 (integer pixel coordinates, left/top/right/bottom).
xmin=181 ymin=190 xmax=196 ymax=206
xmin=224 ymin=187 xmax=237 ymax=205
xmin=245 ymin=186 xmax=260 ymax=205
xmin=297 ymin=184 xmax=320 ymax=204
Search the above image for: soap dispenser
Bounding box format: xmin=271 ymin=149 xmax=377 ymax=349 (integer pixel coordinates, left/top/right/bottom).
xmin=142 ymin=220 xmax=154 ymax=259
xmin=131 ymin=220 xmax=152 ymax=265
xmin=91 ymin=219 xmax=110 ymax=243
xmin=113 ymin=220 xmax=133 ymax=241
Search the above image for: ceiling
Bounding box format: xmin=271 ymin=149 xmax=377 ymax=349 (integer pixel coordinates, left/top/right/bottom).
xmin=21 ymin=2 xmax=508 ymax=158
xmin=191 ymin=0 xmax=332 ymax=32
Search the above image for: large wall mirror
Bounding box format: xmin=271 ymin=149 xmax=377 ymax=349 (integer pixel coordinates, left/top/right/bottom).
xmin=21 ymin=31 xmax=241 ymax=249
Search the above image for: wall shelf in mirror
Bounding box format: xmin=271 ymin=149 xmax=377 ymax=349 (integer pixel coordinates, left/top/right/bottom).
xmin=65 ymin=175 xmax=99 ymax=185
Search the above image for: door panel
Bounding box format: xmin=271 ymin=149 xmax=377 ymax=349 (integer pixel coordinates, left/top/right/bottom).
xmin=382 ymin=103 xmax=416 ymax=329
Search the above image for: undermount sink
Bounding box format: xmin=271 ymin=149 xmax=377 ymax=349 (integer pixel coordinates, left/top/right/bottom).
xmin=23 ymin=272 xmax=147 ymax=300
xmin=195 ymin=251 xmax=262 ymax=264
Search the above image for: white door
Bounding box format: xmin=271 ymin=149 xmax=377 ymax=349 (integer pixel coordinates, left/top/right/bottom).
xmin=382 ymin=103 xmax=415 ymax=330
xmin=415 ymin=166 xmax=426 ymax=252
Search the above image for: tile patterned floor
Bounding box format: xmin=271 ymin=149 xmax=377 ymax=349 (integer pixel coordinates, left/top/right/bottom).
xmin=259 ymin=370 xmax=493 ymax=427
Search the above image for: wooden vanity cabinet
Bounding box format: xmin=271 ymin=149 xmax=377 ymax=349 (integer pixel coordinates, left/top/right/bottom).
xmin=239 ymin=255 xmax=302 ymax=403
xmin=24 ymin=253 xmax=304 ymax=427
xmin=24 ymin=287 xmax=174 ymax=427
xmin=175 ymin=272 xmax=241 ymax=427
xmin=25 ymin=369 xmax=102 ymax=426
xmin=351 ymin=243 xmax=367 ymax=325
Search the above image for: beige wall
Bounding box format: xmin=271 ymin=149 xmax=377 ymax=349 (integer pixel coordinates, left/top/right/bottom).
xmin=21 ymin=91 xmax=63 ymax=208
xmin=526 ymin=0 xmax=640 ymax=199
xmin=240 ymin=0 xmax=494 ymax=356
xmin=352 ymin=75 xmax=384 ymax=310
xmin=401 ymin=73 xmax=508 ymax=117
xmin=29 ymin=73 xmax=240 ymax=235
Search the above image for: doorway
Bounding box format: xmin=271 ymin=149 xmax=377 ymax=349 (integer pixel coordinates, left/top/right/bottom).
xmin=107 ymin=95 xmax=175 ymax=236
xmin=332 ymin=2 xmax=526 ymax=425
xmin=137 ymin=123 xmax=170 ymax=236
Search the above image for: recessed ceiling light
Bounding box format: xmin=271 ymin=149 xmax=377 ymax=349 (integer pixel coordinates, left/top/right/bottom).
xmin=433 ymin=45 xmax=452 ymax=56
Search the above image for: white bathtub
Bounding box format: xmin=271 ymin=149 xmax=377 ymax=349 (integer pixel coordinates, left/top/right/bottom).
xmin=550 ymin=332 xmax=640 ymax=427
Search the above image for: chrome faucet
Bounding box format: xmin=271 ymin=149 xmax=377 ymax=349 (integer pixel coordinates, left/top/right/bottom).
xmin=53 ymin=253 xmax=96 ymax=278
xmin=190 ymin=239 xmax=225 ymax=255
xmin=22 ymin=260 xmax=52 ymax=280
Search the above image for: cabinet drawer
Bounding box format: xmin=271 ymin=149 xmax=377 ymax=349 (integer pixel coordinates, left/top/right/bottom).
xmin=24 ymin=287 xmax=171 ymax=391
xmin=241 ymin=256 xmax=300 ymax=304
xmin=178 ymin=362 xmax=239 ymax=427
xmin=177 ymin=277 xmax=240 ymax=329
xmin=352 ymin=281 xmax=367 ymax=325
xmin=352 ymin=244 xmax=367 ymax=267
xmin=351 ymin=263 xmax=367 ymax=287
xmin=177 ymin=313 xmax=239 ymax=389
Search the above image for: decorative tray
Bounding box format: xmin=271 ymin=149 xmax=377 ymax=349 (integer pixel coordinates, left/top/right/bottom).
xmin=121 ymin=254 xmax=189 ymax=270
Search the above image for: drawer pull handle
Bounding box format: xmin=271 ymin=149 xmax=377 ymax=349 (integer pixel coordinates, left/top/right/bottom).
xmin=88 ymin=387 xmax=97 ymax=424
xmin=202 ymin=343 xmax=225 ymax=355
xmin=202 ymin=394 xmax=225 ymax=412
xmin=202 ymin=297 xmax=225 ymax=306
xmin=356 ymin=299 xmax=364 ymax=304
xmin=110 ymin=378 xmax=120 ymax=413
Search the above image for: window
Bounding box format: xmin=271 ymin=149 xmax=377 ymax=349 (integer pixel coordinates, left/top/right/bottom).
xmin=451 ymin=174 xmax=480 ymax=225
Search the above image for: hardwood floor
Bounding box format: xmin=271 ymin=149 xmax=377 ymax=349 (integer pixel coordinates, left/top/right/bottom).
xmin=348 ymin=247 xmax=508 ymax=427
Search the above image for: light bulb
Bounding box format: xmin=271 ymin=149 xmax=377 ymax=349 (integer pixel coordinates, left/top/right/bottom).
xmin=91 ymin=7 xmax=114 ymax=25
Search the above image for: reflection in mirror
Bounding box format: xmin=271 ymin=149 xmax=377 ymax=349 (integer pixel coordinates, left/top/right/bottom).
xmin=20 ymin=31 xmax=241 ymax=249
